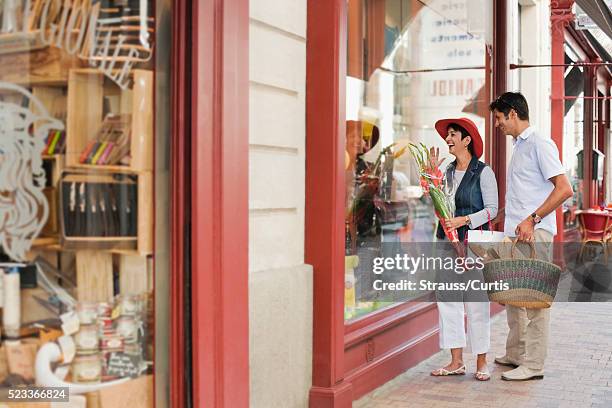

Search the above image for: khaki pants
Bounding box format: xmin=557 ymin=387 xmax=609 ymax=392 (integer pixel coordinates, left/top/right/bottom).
xmin=504 ymin=229 xmax=553 ymax=371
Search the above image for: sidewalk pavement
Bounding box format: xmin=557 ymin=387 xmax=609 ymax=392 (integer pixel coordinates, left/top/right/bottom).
xmin=354 ymin=303 xmax=612 ymax=408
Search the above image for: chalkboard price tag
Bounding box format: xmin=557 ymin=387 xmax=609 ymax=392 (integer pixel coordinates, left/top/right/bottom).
xmin=106 ymin=352 xmax=141 ymax=378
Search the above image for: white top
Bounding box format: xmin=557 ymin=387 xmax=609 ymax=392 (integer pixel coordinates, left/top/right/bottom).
xmin=505 ymin=126 xmax=565 ymax=237
xmin=451 ymin=166 xmax=498 ymax=229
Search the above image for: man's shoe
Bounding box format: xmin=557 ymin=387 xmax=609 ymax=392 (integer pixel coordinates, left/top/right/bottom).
xmin=494 ymin=355 xmax=519 ymax=368
xmin=501 ymin=366 xmax=544 ymax=381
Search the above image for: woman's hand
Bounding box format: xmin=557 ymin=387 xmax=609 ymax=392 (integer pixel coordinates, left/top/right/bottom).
xmin=429 ymin=146 xmax=445 ymax=169
xmin=444 ymin=216 xmax=468 ymax=231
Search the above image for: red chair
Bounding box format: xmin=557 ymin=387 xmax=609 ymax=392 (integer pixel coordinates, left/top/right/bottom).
xmin=577 ymin=212 xmax=612 ymax=263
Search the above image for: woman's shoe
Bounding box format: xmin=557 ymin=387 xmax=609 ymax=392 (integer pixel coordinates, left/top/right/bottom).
xmin=474 ymin=367 xmax=490 ymax=381
xmin=430 ymin=364 xmax=466 ymax=376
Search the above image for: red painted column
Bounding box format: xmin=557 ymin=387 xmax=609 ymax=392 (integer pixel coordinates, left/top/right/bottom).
xmin=606 ymin=81 xmax=611 ymax=205
xmin=170 ymin=0 xmax=189 ymax=406
xmin=365 ymin=0 xmax=386 ymax=79
xmin=306 ymin=0 xmax=352 ymax=407
xmin=597 ymin=74 xmax=605 ymax=204
xmin=347 ymin=0 xmax=363 ymax=79
xmin=484 ymin=44 xmax=493 ymax=165
xmin=584 ymin=66 xmax=595 ymax=208
xmin=492 ymin=0 xmax=507 ymax=216
xmin=191 ymin=0 xmax=250 ymax=406
xmin=550 ymin=1 xmax=573 ymax=243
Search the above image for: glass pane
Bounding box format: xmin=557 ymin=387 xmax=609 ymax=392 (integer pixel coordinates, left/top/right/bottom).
xmin=345 ymin=0 xmax=492 ymax=322
xmin=563 ymin=92 xmax=584 ymax=228
xmin=0 ymin=0 xmax=167 ymax=404
xmin=562 ymin=45 xmax=584 ymax=228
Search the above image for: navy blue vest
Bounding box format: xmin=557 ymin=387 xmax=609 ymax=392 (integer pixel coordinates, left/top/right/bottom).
xmin=436 ymin=156 xmax=489 ymax=242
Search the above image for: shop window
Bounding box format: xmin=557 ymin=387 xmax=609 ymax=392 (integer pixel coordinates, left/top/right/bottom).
xmin=345 ymin=0 xmax=491 ymax=321
xmin=0 ymin=0 xmax=167 ymax=405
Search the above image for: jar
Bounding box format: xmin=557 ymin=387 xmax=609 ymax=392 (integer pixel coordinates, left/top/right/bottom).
xmin=116 ymin=295 xmax=140 ymax=316
xmin=98 ymin=317 xmax=114 ymax=334
xmin=74 ymin=325 xmax=99 ymax=353
xmin=72 ymin=354 xmax=102 ymax=383
xmin=76 ymin=302 xmax=98 ymax=325
xmin=100 ymin=333 xmax=124 ymax=352
xmin=116 ymin=316 xmax=138 ymax=343
xmin=97 ymin=302 xmax=112 ymax=318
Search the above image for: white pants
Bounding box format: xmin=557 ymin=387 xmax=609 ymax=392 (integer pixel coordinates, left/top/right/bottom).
xmin=437 ymin=301 xmax=490 ymax=355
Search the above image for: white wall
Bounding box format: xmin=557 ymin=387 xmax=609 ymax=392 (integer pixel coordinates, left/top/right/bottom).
xmin=248 ymin=0 xmax=312 ymax=407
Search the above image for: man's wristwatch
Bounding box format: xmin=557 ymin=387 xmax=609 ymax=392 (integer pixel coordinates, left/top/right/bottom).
xmin=531 ymin=212 xmax=542 ymax=224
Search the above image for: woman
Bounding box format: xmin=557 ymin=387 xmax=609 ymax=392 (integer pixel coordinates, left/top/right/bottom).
xmin=429 ymin=117 xmax=498 ymax=381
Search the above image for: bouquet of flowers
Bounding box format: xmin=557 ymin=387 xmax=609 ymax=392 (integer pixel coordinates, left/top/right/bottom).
xmin=408 ymin=143 xmax=461 ymax=247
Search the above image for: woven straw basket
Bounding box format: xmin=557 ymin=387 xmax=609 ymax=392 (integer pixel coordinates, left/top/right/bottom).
xmin=483 ymin=242 xmax=562 ymax=309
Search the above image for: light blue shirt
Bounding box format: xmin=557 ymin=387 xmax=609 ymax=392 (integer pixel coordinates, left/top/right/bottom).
xmin=505 ymin=126 xmax=565 ymax=237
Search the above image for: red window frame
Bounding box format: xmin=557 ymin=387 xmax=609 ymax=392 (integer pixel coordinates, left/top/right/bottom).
xmin=171 ymin=0 xmax=250 ymax=407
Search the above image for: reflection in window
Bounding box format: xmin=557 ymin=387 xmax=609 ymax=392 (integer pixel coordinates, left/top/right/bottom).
xmin=562 ymin=46 xmax=584 ymax=229
xmin=345 ymin=0 xmax=491 ymax=321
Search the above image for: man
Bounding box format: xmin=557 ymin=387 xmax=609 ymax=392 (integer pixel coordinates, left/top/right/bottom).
xmin=489 ymin=92 xmax=573 ymax=381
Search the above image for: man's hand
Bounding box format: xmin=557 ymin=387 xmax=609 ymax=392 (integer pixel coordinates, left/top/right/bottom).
xmin=515 ymin=217 xmax=535 ymax=241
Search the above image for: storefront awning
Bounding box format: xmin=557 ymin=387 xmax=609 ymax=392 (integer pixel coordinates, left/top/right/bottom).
xmin=584 ymin=29 xmax=612 ymax=62
xmin=575 ymin=0 xmax=612 ymax=39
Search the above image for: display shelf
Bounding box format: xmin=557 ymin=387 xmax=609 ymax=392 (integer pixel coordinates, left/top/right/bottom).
xmin=66 ymin=68 xmax=153 ymax=172
xmin=32 ymin=86 xmax=67 ymax=134
xmin=0 ymin=1 xmax=156 ymax=399
xmin=76 ymin=250 xmax=113 ymax=302
xmin=64 ymin=237 xmax=138 ymax=242
xmin=74 ymin=251 xmax=150 ymax=303
xmin=66 ymin=70 xmax=104 ymax=168
xmin=40 ymin=155 xmax=64 ymax=237
xmin=0 ymin=31 xmax=46 ymax=54
xmin=58 ymin=169 xmax=153 ymax=256
xmin=31 ymin=237 xmax=60 ymax=247
xmin=70 ymin=164 xmax=148 ymax=173
xmin=42 ymin=154 xmax=65 ymax=185
xmin=29 ymin=242 xmax=150 ymax=257
xmin=0 ymin=44 xmax=82 ymax=85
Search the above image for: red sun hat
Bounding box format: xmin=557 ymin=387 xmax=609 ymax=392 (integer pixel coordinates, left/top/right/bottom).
xmin=434 ymin=117 xmax=483 ymax=159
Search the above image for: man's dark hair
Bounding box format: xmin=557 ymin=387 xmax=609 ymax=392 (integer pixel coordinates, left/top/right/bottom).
xmin=489 ymin=92 xmax=529 ymax=121
xmin=447 ymin=123 xmax=475 ymax=156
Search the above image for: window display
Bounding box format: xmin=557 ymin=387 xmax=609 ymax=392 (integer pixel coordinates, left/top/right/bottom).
xmin=0 ymin=0 xmax=164 ymax=405
xmin=344 ymin=0 xmax=491 ymax=321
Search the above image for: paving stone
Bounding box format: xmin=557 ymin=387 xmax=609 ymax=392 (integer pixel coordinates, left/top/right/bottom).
xmin=355 ymin=303 xmax=612 ymax=408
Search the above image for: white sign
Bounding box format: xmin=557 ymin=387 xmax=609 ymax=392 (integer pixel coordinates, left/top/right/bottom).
xmin=0 ymin=82 xmax=63 ymax=261
xmin=38 ymin=0 xmax=153 ymax=89
xmin=575 ymin=2 xmax=612 ymax=30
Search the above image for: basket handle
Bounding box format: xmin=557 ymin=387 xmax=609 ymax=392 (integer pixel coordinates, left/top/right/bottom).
xmin=485 ymin=209 xmax=492 ymax=232
xmin=510 ymin=240 xmax=537 ymax=259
